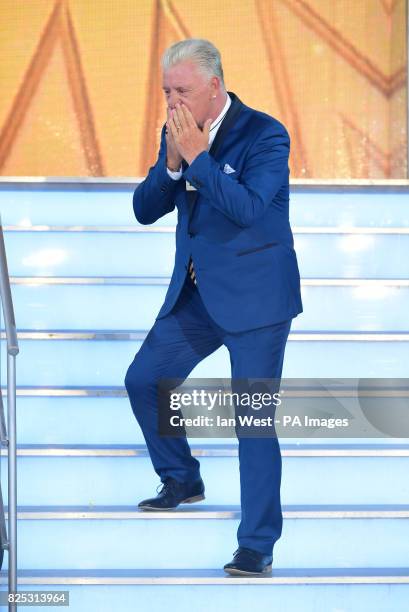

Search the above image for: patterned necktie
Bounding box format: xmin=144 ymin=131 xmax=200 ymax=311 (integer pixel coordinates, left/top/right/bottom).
xmin=186 ymin=184 xmax=198 ymax=286
xmin=187 ymin=255 xmax=197 ymax=285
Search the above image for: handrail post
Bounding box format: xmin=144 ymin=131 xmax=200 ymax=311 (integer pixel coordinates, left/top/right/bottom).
xmin=0 ymin=222 xmax=19 ymax=610
xmin=7 ymin=353 xmax=17 ymax=611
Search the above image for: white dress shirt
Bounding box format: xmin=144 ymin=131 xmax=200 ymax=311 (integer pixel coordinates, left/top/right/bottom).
xmin=166 ymin=93 xmax=232 ymax=180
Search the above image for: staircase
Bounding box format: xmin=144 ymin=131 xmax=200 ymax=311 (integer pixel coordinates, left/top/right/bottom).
xmin=0 ymin=178 xmax=409 ymax=611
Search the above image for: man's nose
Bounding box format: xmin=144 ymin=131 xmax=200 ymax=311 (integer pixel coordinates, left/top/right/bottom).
xmin=168 ymin=93 xmax=181 ymax=109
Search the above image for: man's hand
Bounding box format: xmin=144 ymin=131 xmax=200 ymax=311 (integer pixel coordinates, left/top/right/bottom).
xmin=165 ymin=106 xmax=183 ymax=171
xmin=168 ymin=102 xmax=212 ymax=166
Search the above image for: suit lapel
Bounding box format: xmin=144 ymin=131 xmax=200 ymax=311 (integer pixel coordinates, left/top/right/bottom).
xmin=208 ymin=91 xmax=243 ymax=158
xmin=185 ymin=92 xmax=244 ymax=220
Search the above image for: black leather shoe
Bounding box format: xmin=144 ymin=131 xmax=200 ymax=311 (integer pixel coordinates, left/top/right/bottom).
xmin=223 ymin=547 xmax=273 ymax=575
xmin=138 ymin=476 xmax=205 ymax=510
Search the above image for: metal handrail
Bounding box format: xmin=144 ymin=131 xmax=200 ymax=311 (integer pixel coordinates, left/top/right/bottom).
xmin=0 ymin=219 xmax=19 ymax=610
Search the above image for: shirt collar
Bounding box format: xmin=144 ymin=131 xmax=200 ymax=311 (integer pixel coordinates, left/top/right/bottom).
xmin=208 ymin=93 xmax=231 ymax=146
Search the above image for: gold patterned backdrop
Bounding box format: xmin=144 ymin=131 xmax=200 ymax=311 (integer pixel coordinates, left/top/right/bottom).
xmin=0 ymin=0 xmax=406 ymax=178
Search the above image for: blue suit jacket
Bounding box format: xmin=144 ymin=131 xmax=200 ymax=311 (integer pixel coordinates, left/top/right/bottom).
xmin=133 ymin=91 xmax=303 ymax=332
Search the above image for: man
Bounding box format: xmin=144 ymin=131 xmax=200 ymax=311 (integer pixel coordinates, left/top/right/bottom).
xmin=125 ymin=38 xmax=303 ymax=575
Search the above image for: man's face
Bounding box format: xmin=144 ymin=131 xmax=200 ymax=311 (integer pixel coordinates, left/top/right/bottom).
xmin=162 ymin=61 xmax=216 ymax=129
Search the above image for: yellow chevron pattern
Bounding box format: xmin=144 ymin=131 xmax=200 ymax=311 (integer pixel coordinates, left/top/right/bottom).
xmin=0 ymin=0 xmax=406 ymax=178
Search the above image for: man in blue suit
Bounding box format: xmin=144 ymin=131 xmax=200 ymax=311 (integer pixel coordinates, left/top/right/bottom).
xmin=125 ymin=38 xmax=303 ymax=575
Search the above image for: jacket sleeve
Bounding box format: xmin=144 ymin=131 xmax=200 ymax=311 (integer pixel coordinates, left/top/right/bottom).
xmin=132 ymin=125 xmax=180 ymax=225
xmin=182 ymin=122 xmax=290 ymax=228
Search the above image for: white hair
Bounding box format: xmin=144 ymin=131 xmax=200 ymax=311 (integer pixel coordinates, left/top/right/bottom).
xmin=161 ymin=38 xmax=226 ymax=90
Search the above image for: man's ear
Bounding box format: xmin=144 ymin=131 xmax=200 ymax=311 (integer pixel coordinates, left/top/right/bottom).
xmin=210 ymin=75 xmax=219 ymax=96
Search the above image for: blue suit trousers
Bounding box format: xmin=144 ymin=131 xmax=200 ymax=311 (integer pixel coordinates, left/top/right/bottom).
xmin=125 ymin=273 xmax=292 ymax=556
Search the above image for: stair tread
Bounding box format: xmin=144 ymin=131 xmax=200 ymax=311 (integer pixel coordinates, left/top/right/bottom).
xmin=1 ymin=567 xmax=409 ymax=585
xmin=3 ymin=443 xmax=409 ymax=456
xmin=4 ymin=503 xmax=409 ymax=518
xmin=10 ymin=442 xmax=409 ymax=448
